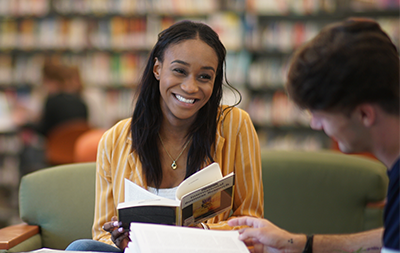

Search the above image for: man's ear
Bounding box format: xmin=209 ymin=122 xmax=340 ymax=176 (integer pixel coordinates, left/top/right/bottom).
xmin=153 ymin=58 xmax=161 ymax=80
xmin=358 ymin=104 xmax=376 ymax=127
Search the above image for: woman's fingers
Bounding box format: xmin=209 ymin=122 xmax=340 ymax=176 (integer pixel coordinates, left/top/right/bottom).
xmin=111 ymin=228 xmax=130 ymax=249
xmin=102 ymin=220 xmax=121 ymax=232
xmin=102 ymin=216 xmax=130 ymax=249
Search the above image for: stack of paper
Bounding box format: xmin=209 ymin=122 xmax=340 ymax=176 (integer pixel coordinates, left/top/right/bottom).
xmin=126 ymin=222 xmax=250 ymax=253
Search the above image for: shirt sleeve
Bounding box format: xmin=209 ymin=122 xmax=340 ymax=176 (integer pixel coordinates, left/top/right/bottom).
xmin=92 ymin=129 xmax=115 ymax=245
xmin=207 ymin=108 xmax=264 ymax=230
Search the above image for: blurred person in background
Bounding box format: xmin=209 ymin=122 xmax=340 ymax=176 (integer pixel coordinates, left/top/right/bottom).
xmin=37 ymin=60 xmax=88 ymax=137
xmin=14 ymin=59 xmax=89 ymax=174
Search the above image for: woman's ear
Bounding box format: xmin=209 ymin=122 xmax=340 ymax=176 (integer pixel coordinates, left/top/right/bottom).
xmin=153 ymin=58 xmax=161 ymax=80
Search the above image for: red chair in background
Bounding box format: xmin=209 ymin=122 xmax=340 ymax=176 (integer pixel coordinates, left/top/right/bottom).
xmin=46 ymin=120 xmax=91 ymax=165
xmin=73 ymin=128 xmax=106 ymax=163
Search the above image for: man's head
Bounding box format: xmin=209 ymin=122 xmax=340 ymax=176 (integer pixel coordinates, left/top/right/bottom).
xmin=286 ymin=18 xmax=399 ymax=155
xmin=286 ymin=18 xmax=399 ymax=116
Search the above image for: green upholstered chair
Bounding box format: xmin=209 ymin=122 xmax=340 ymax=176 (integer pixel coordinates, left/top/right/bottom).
xmin=0 ymin=150 xmax=389 ymax=252
xmin=261 ymin=149 xmax=388 ymax=235
xmin=0 ymin=163 xmax=96 ymax=253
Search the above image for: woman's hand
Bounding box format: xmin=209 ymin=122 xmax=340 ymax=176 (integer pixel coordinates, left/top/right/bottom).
xmin=102 ymin=216 xmax=130 ymax=250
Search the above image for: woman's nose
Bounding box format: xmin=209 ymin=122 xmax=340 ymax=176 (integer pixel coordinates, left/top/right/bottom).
xmin=181 ymin=77 xmax=199 ymax=93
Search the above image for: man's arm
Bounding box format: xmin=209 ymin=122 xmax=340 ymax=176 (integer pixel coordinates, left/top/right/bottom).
xmin=228 ymin=216 xmax=383 ymax=253
xmin=314 ymin=228 xmax=383 ymax=253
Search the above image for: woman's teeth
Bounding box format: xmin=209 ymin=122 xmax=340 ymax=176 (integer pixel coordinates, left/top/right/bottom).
xmin=176 ymin=94 xmax=195 ymax=104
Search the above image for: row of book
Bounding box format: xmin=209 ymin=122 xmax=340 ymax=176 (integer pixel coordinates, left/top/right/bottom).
xmin=101 ymin=88 xmax=136 ymax=126
xmin=0 ymin=17 xmax=173 ymax=51
xmin=247 ymin=57 xmax=289 ymax=89
xmin=0 ymin=0 xmax=233 ymax=17
xmin=1 ymin=16 xmax=397 ymax=53
xmin=0 ymin=51 xmax=248 ymax=87
xmin=246 ymin=0 xmax=338 ymax=15
xmin=349 ymin=0 xmax=400 ymax=11
xmin=0 ymin=134 xmax=21 ymax=155
xmin=0 ymin=138 xmax=21 ymax=231
xmin=246 ymin=0 xmax=399 ymax=14
xmin=0 ymin=154 xmax=20 ymax=187
xmin=53 ymin=0 xmax=222 ymax=15
xmin=246 ymin=17 xmax=399 ymax=52
xmin=0 ymin=53 xmax=150 ymax=87
xmin=0 ymin=0 xmax=49 ymax=17
xmin=2 ymin=0 xmax=397 ymax=17
xmin=246 ymin=91 xmax=310 ymax=127
xmin=0 ymin=138 xmax=21 ymax=229
xmin=0 ymin=13 xmax=243 ymax=51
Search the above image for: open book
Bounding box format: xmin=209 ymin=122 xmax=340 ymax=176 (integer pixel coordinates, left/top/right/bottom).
xmin=125 ymin=222 xmax=249 ymax=253
xmin=118 ymin=162 xmax=235 ymax=228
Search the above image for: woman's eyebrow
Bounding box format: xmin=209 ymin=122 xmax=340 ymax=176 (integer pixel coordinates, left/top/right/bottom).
xmin=171 ymin=60 xmax=188 ymax=66
xmin=171 ymin=60 xmax=215 ymax=72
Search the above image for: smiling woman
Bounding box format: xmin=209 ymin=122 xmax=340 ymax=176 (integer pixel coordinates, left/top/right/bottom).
xmin=65 ymin=20 xmax=264 ymax=252
xmin=154 ymin=38 xmax=217 ymax=127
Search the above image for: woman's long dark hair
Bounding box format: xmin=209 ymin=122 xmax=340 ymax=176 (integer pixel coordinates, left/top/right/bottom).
xmin=131 ymin=20 xmax=239 ymax=188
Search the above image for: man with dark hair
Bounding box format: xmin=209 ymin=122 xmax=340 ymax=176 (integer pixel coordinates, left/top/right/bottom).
xmin=229 ymin=18 xmax=399 ymax=253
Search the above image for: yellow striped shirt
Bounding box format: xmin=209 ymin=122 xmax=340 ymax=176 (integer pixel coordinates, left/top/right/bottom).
xmin=92 ymin=106 xmax=264 ymax=244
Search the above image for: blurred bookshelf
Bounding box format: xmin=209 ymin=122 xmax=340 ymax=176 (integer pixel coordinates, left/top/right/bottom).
xmin=0 ymin=0 xmax=398 ymax=228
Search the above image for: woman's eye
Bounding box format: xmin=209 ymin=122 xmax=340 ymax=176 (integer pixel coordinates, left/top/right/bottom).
xmin=173 ymin=68 xmax=186 ymax=75
xmin=199 ymin=74 xmax=212 ymax=80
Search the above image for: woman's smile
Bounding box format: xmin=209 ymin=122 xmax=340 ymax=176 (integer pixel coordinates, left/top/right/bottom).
xmin=174 ymin=94 xmax=195 ymax=104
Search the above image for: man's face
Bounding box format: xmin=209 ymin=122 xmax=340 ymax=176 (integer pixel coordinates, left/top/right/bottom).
xmin=309 ymin=109 xmax=369 ymax=154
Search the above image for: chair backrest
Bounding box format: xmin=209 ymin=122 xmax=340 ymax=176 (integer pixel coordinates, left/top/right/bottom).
xmin=46 ymin=120 xmax=91 ymax=165
xmin=261 ymin=149 xmax=388 ymax=235
xmin=73 ymin=128 xmax=106 ymax=163
xmin=19 ymin=162 xmax=96 ymax=250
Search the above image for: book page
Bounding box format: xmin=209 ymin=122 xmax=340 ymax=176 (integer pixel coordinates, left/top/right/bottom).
xmin=127 ymin=222 xmax=250 ymax=253
xmin=118 ymin=198 xmax=179 ymax=209
xmin=175 ymin=162 xmax=223 ymax=200
xmin=124 ymin=178 xmax=165 ymax=202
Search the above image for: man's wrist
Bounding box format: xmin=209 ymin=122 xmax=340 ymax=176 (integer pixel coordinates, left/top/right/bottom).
xmin=287 ymin=233 xmax=308 ymax=253
xmin=303 ymin=234 xmax=314 ymax=253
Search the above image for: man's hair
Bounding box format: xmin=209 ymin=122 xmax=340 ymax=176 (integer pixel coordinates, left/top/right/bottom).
xmin=286 ymin=18 xmax=399 ymax=115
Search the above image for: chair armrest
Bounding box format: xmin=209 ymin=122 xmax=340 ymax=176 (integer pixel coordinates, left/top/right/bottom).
xmin=0 ymin=224 xmax=39 ymax=250
xmin=367 ymin=199 xmax=386 ymax=209
xmin=364 ymin=200 xmax=386 ymax=231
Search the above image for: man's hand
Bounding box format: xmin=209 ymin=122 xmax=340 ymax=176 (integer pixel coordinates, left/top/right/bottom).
xmin=228 ymin=216 xmax=306 ymax=253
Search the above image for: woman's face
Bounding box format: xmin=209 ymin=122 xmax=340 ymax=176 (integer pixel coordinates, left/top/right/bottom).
xmin=154 ymin=38 xmax=218 ymax=126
